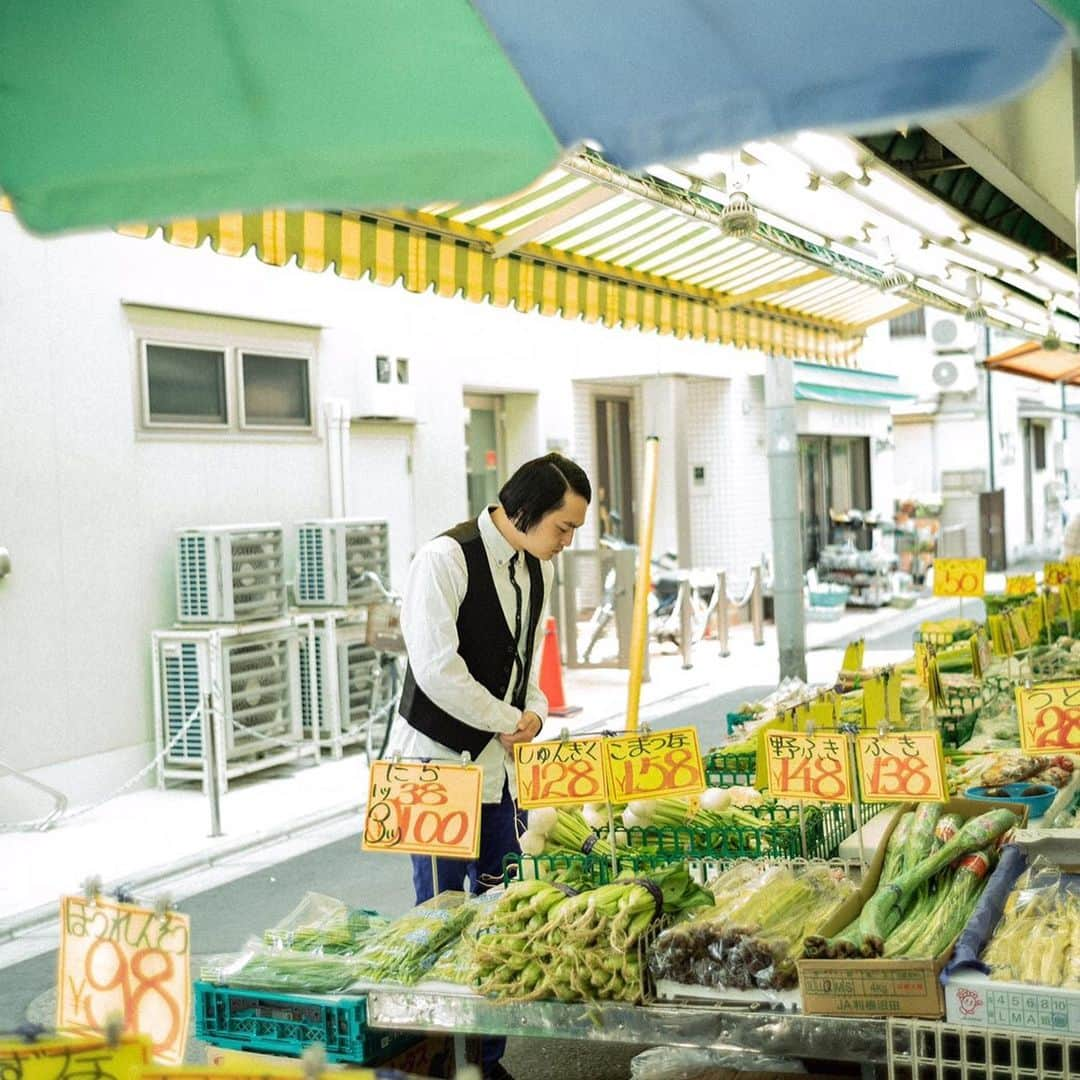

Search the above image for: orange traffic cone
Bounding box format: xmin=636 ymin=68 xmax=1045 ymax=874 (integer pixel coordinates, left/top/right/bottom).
xmin=539 ymin=616 xmax=581 ymax=717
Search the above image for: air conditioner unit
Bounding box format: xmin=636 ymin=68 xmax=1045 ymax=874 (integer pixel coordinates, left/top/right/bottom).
xmin=152 ymin=623 xmax=307 ymax=786
xmin=295 ymin=518 xmax=391 ymax=607
xmin=930 ymin=354 xmax=978 ymax=394
xmin=176 ymin=523 xmax=287 ymax=623
xmin=351 ymin=353 xmax=417 ymax=421
xmin=927 ymin=313 xmax=977 ymax=355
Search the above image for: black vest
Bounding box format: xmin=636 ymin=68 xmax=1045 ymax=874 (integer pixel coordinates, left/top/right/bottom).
xmin=399 ymin=517 xmax=545 ymax=760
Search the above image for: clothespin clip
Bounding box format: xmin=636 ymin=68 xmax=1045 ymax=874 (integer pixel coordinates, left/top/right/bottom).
xmin=460 ymin=750 xmax=471 ymax=766
xmin=301 ymin=1043 xmax=327 ymax=1080
xmin=81 ymin=875 xmax=103 ymax=904
xmin=112 ymin=883 xmax=136 ymax=905
xmin=804 ymin=719 xmax=816 ymax=739
xmin=878 ymin=720 xmax=891 ymax=738
xmin=558 ymin=727 xmax=570 ymax=742
xmin=639 ymin=722 xmax=651 ymax=735
xmin=102 ymin=1012 xmax=125 ymax=1048
xmin=391 ymin=752 xmax=402 ymax=764
xmin=14 ymin=1022 xmax=47 ymax=1044
xmin=153 ymin=893 xmax=175 ymax=924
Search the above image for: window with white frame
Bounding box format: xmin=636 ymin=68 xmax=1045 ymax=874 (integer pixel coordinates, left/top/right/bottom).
xmin=135 ymin=319 xmax=316 ymax=434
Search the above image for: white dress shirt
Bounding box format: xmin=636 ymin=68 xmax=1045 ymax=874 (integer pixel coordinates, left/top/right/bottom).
xmin=389 ymin=506 xmax=552 ymax=803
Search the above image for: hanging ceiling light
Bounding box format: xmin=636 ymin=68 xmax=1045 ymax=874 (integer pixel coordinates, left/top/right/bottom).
xmin=719 ymin=189 xmax=759 ymax=237
xmin=1043 ymin=302 xmax=1062 ymax=351
xmin=964 ymin=273 xmax=988 ymax=324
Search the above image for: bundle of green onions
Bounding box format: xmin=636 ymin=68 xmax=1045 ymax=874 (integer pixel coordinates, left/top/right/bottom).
xmin=471 ymin=865 xmax=713 ymax=1003
xmin=649 ymin=862 xmax=857 ymax=990
xmin=262 ymin=892 xmax=388 ymax=953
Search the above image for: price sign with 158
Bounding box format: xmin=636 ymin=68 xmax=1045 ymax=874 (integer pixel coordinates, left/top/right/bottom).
xmin=514 ymin=736 xmax=606 ymax=808
xmin=1016 ymin=681 xmax=1080 ymax=753
xmin=855 ymin=731 xmax=947 ymax=802
xmin=57 ymin=895 xmax=191 ymax=1064
xmin=602 ymin=726 xmax=705 ymax=801
xmin=764 ymin=732 xmax=853 ymax=804
xmin=363 ymin=760 xmax=482 ymax=859
xmin=933 ymin=557 xmax=986 ymax=598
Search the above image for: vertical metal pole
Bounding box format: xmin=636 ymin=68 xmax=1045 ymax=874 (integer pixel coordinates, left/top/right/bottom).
xmin=606 ymin=798 xmax=619 ymax=881
xmin=627 ymin=437 xmax=661 ymax=731
xmin=204 ymin=694 xmax=223 ymax=838
xmin=751 ymin=564 xmax=765 ymax=647
xmin=677 ymin=577 xmax=694 ymax=669
xmin=716 ymin=570 xmax=730 ymax=657
xmin=982 ymin=328 xmax=995 ymax=492
xmin=764 ymin=354 xmax=807 ymax=680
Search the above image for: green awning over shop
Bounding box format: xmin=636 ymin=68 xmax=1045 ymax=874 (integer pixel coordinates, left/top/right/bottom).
xmin=794 ymin=381 xmax=915 ymax=407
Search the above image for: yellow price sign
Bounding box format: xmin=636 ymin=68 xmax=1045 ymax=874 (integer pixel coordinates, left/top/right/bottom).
xmin=57 ymin=895 xmax=191 ymax=1064
xmin=841 ymin=639 xmax=865 ymax=673
xmin=764 ymin=731 xmax=853 ymax=804
xmin=855 ymin=731 xmax=948 ymax=803
xmin=1005 ymin=574 xmax=1037 ymax=596
xmin=1016 ymin=682 xmax=1080 ymax=753
xmin=602 ymin=726 xmax=706 ymax=802
xmin=1045 ymin=562 xmax=1071 ymax=587
xmin=514 ymin=736 xmax=606 ymax=808
xmin=362 ymin=760 xmax=482 ymax=859
xmin=933 ymin=557 xmax=986 ymax=598
xmin=141 ymin=1070 xmax=375 ymax=1080
xmin=0 ymin=1035 xmax=150 ymax=1080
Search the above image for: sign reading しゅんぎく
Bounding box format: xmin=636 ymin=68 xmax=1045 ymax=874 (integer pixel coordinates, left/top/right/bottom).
xmin=764 ymin=731 xmax=853 ymax=804
xmin=57 ymin=895 xmax=191 ymax=1064
xmin=855 ymin=731 xmax=948 ymax=802
xmin=514 ymin=736 xmax=606 ymax=808
xmin=601 ymin=727 xmax=705 ymax=802
xmin=1016 ymin=682 xmax=1080 ymax=753
xmin=363 ymin=759 xmax=482 ymax=860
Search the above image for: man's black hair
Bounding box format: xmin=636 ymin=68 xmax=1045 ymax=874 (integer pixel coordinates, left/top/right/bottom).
xmin=499 ymin=452 xmax=592 ymax=533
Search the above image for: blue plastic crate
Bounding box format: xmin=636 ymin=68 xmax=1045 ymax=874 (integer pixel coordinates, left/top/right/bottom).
xmin=194 ymin=981 xmax=418 ymax=1064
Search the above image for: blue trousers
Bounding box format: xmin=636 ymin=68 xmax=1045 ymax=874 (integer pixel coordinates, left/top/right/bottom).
xmin=411 ymin=777 xmax=524 ymax=1071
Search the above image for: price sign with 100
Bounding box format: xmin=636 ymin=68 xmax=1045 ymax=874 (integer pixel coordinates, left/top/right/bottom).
xmin=764 ymin=731 xmax=853 ymax=804
xmin=602 ymin=726 xmax=705 ymax=801
xmin=363 ymin=760 xmax=482 ymax=859
xmin=514 ymin=736 xmax=606 ymax=808
xmin=1016 ymin=681 xmax=1080 ymax=753
xmin=855 ymin=731 xmax=947 ymax=802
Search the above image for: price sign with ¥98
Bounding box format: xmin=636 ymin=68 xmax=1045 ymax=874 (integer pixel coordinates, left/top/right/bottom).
xmin=602 ymin=727 xmax=706 ymax=801
xmin=764 ymin=732 xmax=853 ymax=804
xmin=515 ymin=736 xmax=606 ymax=808
xmin=933 ymin=557 xmax=986 ymax=598
xmin=855 ymin=732 xmax=948 ymax=803
xmin=363 ymin=760 xmax=482 ymax=859
xmin=1006 ymin=574 xmax=1037 ymax=596
xmin=1016 ymin=682 xmax=1080 ymax=753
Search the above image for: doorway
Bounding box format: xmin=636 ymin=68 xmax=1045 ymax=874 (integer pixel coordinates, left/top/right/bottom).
xmin=464 ymin=393 xmax=507 ymax=517
xmin=594 ymin=396 xmax=635 ymax=541
xmin=797 ymin=435 xmax=872 ymax=568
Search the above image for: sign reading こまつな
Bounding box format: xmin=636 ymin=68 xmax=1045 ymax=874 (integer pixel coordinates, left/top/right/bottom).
xmin=515 ymin=736 xmax=606 ymax=808
xmin=602 ymin=727 xmax=705 ymax=801
xmin=855 ymin=731 xmax=947 ymax=802
xmin=933 ymin=558 xmax=985 ymax=597
xmin=764 ymin=731 xmax=853 ymax=803
xmin=363 ymin=760 xmax=482 ymax=859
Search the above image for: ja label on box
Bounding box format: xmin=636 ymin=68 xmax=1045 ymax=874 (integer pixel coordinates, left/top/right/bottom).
xmin=514 ymin=736 xmax=606 ymax=808
xmin=933 ymin=557 xmax=986 ymax=598
xmin=1015 ymin=681 xmax=1080 ymax=753
xmin=602 ymin=726 xmax=706 ymax=801
xmin=855 ymin=731 xmax=948 ymax=802
xmin=764 ymin=731 xmax=853 ymax=804
xmin=363 ymin=760 xmax=482 ymax=859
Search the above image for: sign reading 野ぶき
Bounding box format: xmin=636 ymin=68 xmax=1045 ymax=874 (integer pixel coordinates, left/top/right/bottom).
xmin=1016 ymin=682 xmax=1080 ymax=753
xmin=514 ymin=736 xmax=606 ymax=808
xmin=363 ymin=760 xmax=482 ymax=859
xmin=855 ymin=731 xmax=948 ymax=802
xmin=1005 ymin=574 xmax=1037 ymax=596
xmin=764 ymin=731 xmax=853 ymax=804
xmin=0 ymin=1035 xmax=151 ymax=1080
xmin=57 ymin=895 xmax=191 ymax=1064
xmin=601 ymin=726 xmax=706 ymax=802
xmin=933 ymin=557 xmax=986 ymax=598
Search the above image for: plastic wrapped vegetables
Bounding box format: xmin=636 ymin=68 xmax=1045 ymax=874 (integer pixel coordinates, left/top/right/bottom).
xmin=262 ymin=892 xmax=388 ymax=953
xmin=209 ymin=940 xmax=366 ymax=993
xmin=649 ymin=863 xmax=856 ymax=990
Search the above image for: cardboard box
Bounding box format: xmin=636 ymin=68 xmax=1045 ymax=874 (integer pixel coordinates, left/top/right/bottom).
xmin=796 ymin=798 xmax=1028 ymax=1019
xmin=944 ymin=969 xmax=1080 ymax=1036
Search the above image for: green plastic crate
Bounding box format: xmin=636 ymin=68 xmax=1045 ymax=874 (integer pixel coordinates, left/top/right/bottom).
xmin=704 ymin=750 xmax=756 ymax=787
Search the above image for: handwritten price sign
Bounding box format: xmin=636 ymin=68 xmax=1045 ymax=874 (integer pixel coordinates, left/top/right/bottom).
xmin=57 ymin=896 xmax=191 ymax=1065
xmin=1045 ymin=562 xmax=1071 ymax=587
xmin=933 ymin=557 xmax=986 ymax=598
xmin=1006 ymin=574 xmax=1037 ymax=596
xmin=0 ymin=1035 xmax=151 ymax=1080
xmin=515 ymin=736 xmax=606 ymax=808
xmin=764 ymin=732 xmax=853 ymax=804
xmin=363 ymin=760 xmax=482 ymax=859
xmin=855 ymin=732 xmax=947 ymax=802
xmin=602 ymin=726 xmax=705 ymax=801
xmin=1016 ymin=682 xmax=1080 ymax=753
xmin=141 ymin=1069 xmax=377 ymax=1080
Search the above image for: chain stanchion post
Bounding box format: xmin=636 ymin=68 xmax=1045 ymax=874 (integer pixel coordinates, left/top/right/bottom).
xmin=751 ymin=564 xmax=765 ymax=646
xmin=716 ymin=570 xmax=730 ymax=657
xmin=203 ymin=694 xmax=223 ymax=838
xmin=677 ymin=577 xmax=694 ymax=670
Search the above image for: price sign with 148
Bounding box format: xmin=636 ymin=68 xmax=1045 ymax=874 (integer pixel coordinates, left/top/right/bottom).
xmin=764 ymin=732 xmax=853 ymax=804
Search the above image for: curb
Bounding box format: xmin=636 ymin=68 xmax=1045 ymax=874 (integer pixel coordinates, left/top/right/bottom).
xmin=0 ymin=800 xmax=364 ymax=944
xmin=807 ymin=595 xmax=961 ymax=652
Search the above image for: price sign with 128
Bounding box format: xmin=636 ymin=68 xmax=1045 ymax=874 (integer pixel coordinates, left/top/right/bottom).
xmin=363 ymin=760 xmax=482 ymax=859
xmin=602 ymin=726 xmax=705 ymax=801
xmin=855 ymin=731 xmax=947 ymax=802
xmin=1016 ymin=681 xmax=1080 ymax=753
xmin=514 ymin=736 xmax=606 ymax=808
xmin=933 ymin=557 xmax=986 ymax=598
xmin=764 ymin=731 xmax=853 ymax=804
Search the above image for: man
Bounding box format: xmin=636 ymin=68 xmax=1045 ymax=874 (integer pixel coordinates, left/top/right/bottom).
xmin=391 ymin=451 xmax=590 ymax=1080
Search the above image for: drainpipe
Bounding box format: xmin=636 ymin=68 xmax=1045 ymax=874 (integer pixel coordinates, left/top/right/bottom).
xmin=764 ymin=354 xmax=807 ymax=681
xmin=324 ymin=399 xmax=351 ymax=517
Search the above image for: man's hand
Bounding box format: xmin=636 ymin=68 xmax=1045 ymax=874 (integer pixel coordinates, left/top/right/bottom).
xmin=498 ymin=710 xmax=544 ymax=751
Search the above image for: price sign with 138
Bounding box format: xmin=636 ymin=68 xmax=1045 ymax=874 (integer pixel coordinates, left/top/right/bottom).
xmin=764 ymin=732 xmax=853 ymax=804
xmin=855 ymin=731 xmax=947 ymax=802
xmin=933 ymin=557 xmax=986 ymax=598
xmin=602 ymin=726 xmax=705 ymax=802
xmin=1016 ymin=682 xmax=1080 ymax=753
xmin=514 ymin=736 xmax=606 ymax=808
xmin=363 ymin=760 xmax=482 ymax=859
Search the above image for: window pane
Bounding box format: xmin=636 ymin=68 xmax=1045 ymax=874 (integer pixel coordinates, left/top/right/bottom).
xmin=146 ymin=344 xmax=227 ymax=423
xmin=242 ymin=353 xmax=311 ymax=426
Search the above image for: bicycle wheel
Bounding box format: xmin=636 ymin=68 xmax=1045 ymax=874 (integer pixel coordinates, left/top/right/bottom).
xmin=365 ymin=653 xmax=401 ymax=764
